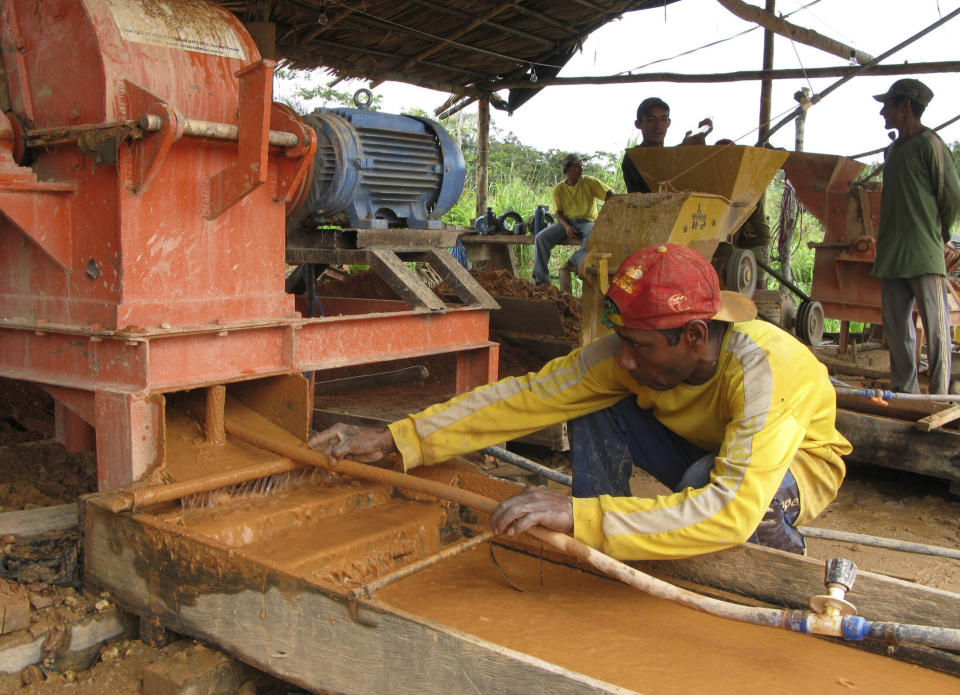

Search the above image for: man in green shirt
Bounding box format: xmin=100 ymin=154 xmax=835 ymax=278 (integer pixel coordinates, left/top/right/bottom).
xmin=871 ymin=79 xmax=960 ymax=394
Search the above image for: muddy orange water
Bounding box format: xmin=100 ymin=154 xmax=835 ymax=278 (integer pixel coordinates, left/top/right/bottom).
xmin=375 ymin=545 xmax=958 ymax=694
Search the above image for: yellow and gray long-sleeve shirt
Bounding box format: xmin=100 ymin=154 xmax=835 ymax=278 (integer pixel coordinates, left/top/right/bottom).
xmin=388 ymin=320 xmax=850 ymax=561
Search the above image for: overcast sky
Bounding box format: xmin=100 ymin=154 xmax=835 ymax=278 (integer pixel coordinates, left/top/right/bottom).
xmin=285 ymin=0 xmax=960 ymax=164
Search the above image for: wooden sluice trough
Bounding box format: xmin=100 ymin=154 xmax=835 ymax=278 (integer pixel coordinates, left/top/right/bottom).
xmin=80 ymin=390 xmax=960 ymax=694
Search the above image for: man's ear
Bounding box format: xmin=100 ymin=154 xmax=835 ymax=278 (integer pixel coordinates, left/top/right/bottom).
xmin=683 ymin=320 xmax=709 ymax=351
xmin=634 ymin=119 xmax=641 ymax=129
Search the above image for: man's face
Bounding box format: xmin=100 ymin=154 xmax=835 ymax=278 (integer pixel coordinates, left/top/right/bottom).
xmin=565 ymin=161 xmax=583 ymax=183
xmin=880 ymin=98 xmax=907 ymax=131
xmin=636 ymin=106 xmax=670 ymax=146
xmin=614 ymin=326 xmax=697 ymax=391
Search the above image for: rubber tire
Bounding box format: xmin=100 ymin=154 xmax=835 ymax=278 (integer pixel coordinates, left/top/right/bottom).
xmin=796 ymin=300 xmax=825 ymax=345
xmin=724 ymin=248 xmax=757 ymax=299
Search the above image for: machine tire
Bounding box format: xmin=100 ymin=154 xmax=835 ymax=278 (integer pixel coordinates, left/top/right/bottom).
xmin=724 ymin=248 xmax=757 ymax=299
xmin=498 ymin=211 xmax=524 ymax=235
xmin=796 ymin=300 xmax=825 ymax=345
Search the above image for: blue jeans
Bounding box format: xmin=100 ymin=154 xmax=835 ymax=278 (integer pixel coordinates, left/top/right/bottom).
xmin=569 ymin=397 xmax=805 ymax=554
xmin=532 ymin=218 xmax=594 ymax=284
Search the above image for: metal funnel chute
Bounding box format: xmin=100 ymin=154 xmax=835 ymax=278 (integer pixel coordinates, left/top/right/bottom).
xmin=626 ymin=145 xmax=788 ymax=232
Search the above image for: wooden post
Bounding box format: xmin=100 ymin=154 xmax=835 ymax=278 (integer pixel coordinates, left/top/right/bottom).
xmin=794 ymin=86 xmax=810 ymax=152
xmin=476 ymin=97 xmax=490 ymax=218
xmin=780 ymin=86 xmax=809 ymax=295
xmin=757 ymin=0 xmax=775 ymax=144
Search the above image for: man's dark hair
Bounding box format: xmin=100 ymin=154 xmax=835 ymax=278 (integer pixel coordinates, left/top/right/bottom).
xmin=636 ymin=97 xmax=669 ymax=122
xmin=893 ymin=95 xmax=926 ymax=118
xmin=658 ymin=320 xmax=729 ymax=346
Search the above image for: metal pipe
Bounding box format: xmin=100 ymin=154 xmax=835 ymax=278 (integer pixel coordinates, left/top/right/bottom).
xmin=138 ymin=113 xmax=300 ymax=148
xmin=106 ymin=456 xmax=305 ymax=512
xmin=755 ymin=257 xmax=811 ymax=301
xmin=799 ymin=526 xmax=960 ymax=561
xmin=480 ymin=446 xmax=573 ymax=486
xmin=834 ymin=387 xmax=960 ymax=403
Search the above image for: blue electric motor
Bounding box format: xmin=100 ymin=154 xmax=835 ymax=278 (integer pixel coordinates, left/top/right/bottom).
xmin=292 ymin=90 xmax=465 ymax=230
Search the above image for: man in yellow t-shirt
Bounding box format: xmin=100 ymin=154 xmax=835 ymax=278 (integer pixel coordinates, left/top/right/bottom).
xmin=532 ymin=153 xmax=613 ymax=286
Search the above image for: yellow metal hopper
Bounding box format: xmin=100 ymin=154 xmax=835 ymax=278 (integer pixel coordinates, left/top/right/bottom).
xmin=580 ymin=145 xmax=788 ymax=342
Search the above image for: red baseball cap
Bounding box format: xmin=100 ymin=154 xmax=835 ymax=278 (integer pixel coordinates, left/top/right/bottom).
xmin=604 ymin=243 xmax=757 ymax=330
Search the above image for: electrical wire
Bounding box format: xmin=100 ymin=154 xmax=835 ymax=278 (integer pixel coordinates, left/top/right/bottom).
xmin=621 ymin=0 xmax=824 ymax=75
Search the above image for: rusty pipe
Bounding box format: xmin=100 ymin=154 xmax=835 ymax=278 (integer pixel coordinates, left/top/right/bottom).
xmin=139 ymin=113 xmax=299 ymax=148
xmin=105 ymin=456 xmax=305 ymax=512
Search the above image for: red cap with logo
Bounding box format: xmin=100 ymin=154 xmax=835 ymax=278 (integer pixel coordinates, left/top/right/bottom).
xmin=604 ymin=243 xmax=756 ymax=330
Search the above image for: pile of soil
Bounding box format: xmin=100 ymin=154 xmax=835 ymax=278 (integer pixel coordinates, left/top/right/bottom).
xmin=0 ymin=380 xmax=97 ymax=511
xmin=469 ymin=269 xmax=582 ymax=344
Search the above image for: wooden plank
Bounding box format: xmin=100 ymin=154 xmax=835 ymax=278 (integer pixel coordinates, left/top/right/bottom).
xmin=837 ymin=393 xmax=947 ymax=421
xmin=491 ymin=296 xmax=566 ymax=336
xmin=81 ymin=500 xmax=636 ymax=695
xmin=368 ymin=248 xmax=446 ymax=312
xmin=835 ymin=409 xmax=960 ymax=483
xmin=0 ymin=503 xmax=77 ymax=537
xmin=640 ymin=542 xmax=960 ymax=629
xmin=917 ymin=404 xmax=960 ymax=432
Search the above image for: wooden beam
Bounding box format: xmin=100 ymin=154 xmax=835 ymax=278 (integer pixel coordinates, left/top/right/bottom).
xmin=715 ymin=0 xmax=874 ymax=65
xmin=496 ymin=60 xmax=960 ymax=88
xmin=509 ymin=4 xmax=569 ymax=30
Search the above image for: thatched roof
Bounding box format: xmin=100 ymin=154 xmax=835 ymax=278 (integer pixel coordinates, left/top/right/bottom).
xmin=221 ymin=0 xmax=681 ymax=112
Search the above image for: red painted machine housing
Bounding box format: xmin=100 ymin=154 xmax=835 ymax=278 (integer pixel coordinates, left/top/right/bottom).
xmin=785 ymin=152 xmax=960 ymax=332
xmin=0 ymin=0 xmax=295 ymax=328
xmin=0 ymin=0 xmax=497 ymax=489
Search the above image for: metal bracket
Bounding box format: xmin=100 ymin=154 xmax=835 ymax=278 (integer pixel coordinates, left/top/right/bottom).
xmin=205 ymin=60 xmax=274 ymax=220
xmin=123 ymin=81 xmax=184 ymax=193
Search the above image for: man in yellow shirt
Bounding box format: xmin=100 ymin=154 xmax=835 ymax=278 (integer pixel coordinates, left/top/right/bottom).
xmin=532 ymin=153 xmax=613 ymax=286
xmin=309 ymin=244 xmax=850 ymax=560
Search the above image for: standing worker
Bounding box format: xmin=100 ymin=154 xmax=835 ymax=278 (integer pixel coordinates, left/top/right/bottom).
xmin=309 ymin=244 xmax=850 ymax=560
xmin=871 ymin=79 xmax=960 ymax=394
xmin=531 ymin=154 xmax=612 ymax=286
xmin=622 ymin=97 xmax=671 ymax=194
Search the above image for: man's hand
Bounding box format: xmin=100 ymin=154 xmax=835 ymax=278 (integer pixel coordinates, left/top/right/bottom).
xmin=489 ymin=487 xmax=573 ymax=537
xmin=306 ymin=424 xmax=397 ymax=465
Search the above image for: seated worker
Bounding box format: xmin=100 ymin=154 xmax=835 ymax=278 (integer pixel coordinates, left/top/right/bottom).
xmin=532 ymin=154 xmax=613 ymax=286
xmin=308 ymin=243 xmax=851 ymax=561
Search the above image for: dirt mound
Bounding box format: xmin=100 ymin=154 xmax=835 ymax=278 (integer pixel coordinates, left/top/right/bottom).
xmin=469 ymin=269 xmax=582 ymax=344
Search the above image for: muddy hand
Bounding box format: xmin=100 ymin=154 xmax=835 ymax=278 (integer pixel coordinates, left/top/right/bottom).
xmin=306 ymin=423 xmax=398 ymax=465
xmin=489 ymin=487 xmax=573 ymax=537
